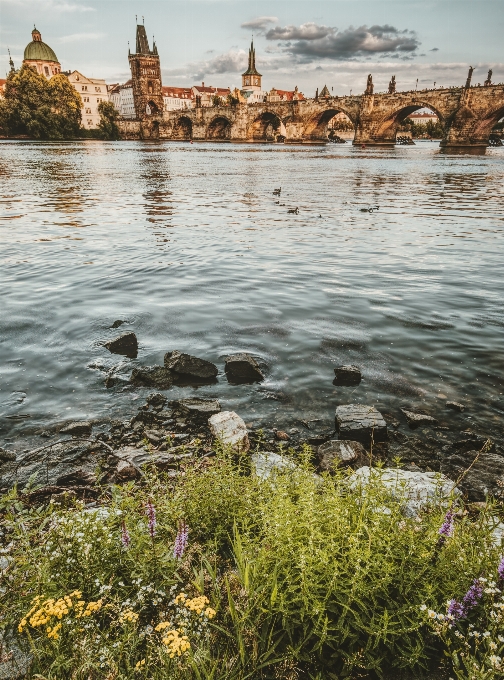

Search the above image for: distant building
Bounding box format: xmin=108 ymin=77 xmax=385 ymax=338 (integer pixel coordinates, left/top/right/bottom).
xmin=128 ymin=23 xmax=163 ymax=118
xmin=109 ymin=80 xmax=136 ymax=119
xmin=266 ymin=87 xmax=305 ymax=102
xmin=240 ymin=41 xmax=266 ymax=103
xmin=23 ymin=27 xmax=61 ymax=78
xmin=163 ymin=86 xmax=193 ymax=111
xmin=67 ymin=70 xmax=107 ymax=129
xmin=406 ymin=111 xmax=438 ymax=124
xmin=191 ymin=83 xmax=230 ymax=107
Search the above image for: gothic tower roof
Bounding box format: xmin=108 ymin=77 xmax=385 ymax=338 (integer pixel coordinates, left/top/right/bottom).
xmin=135 ymin=24 xmax=154 ymax=55
xmin=242 ymin=40 xmax=262 ymax=77
xmin=319 ymin=84 xmax=330 ymax=97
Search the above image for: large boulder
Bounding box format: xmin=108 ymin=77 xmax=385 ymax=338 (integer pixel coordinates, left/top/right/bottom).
xmin=104 ymin=332 xmax=138 ymax=358
xmin=164 ymin=351 xmax=218 ymax=381
xmin=170 ymin=398 xmax=221 ymax=423
xmin=335 ymin=404 xmax=387 ymax=444
xmin=225 ymin=353 xmax=264 ymax=384
xmin=333 ymin=365 xmax=361 ymax=386
xmin=208 ymin=411 xmax=249 ymax=452
xmin=440 ymin=449 xmax=504 ymax=502
xmin=349 ymin=466 xmax=459 ymax=517
xmin=130 ymin=366 xmax=173 ymax=389
xmin=318 ymin=440 xmax=368 ymax=472
xmin=250 ymin=451 xmax=296 ymax=480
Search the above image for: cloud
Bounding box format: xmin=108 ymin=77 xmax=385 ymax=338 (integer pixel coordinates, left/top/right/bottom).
xmin=58 ymin=32 xmax=105 ymax=43
xmin=241 ymin=16 xmax=278 ymax=34
xmin=265 ymin=23 xmax=420 ymax=61
xmin=163 ymin=49 xmax=249 ymax=81
xmin=430 ymin=48 xmax=439 ymax=52
xmin=3 ymin=0 xmax=95 ymax=10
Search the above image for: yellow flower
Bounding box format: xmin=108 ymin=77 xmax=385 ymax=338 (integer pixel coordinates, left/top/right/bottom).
xmin=135 ymin=659 xmax=146 ymax=670
xmin=174 ymin=593 xmax=187 ymax=605
xmin=204 ymin=607 xmax=216 ymax=619
xmin=161 ymin=630 xmax=191 ymax=658
xmin=119 ymin=609 xmax=139 ymax=624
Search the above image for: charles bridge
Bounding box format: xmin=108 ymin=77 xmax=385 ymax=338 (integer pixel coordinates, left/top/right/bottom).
xmin=119 ymin=81 xmax=504 ymax=151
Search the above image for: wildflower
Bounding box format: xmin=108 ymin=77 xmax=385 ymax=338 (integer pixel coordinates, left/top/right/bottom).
xmin=437 ymin=509 xmax=455 ymax=547
xmin=420 ymin=604 xmax=427 ymax=611
xmin=173 ymin=520 xmax=189 ymax=560
xmin=448 ymin=600 xmax=465 ymax=620
xmin=121 ymin=520 xmax=131 ymax=548
xmin=146 ymin=501 xmax=156 ymax=538
xmin=498 ymin=556 xmax=504 ymax=581
xmin=489 ymin=655 xmax=502 ymax=668
xmin=462 ymin=579 xmax=484 ymax=612
xmin=135 ymin=659 xmax=146 ymax=670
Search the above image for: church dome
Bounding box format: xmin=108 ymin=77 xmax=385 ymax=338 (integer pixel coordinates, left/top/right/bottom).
xmin=24 ymin=27 xmax=59 ymax=63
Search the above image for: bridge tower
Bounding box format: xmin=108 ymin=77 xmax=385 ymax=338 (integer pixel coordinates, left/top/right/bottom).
xmin=129 ymin=23 xmax=163 ymax=119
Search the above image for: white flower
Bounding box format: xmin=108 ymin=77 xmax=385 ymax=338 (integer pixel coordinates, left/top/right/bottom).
xmin=428 ymin=610 xmax=437 ymax=619
xmin=420 ymin=604 xmax=427 ymax=611
xmin=483 ymin=631 xmax=491 ymax=637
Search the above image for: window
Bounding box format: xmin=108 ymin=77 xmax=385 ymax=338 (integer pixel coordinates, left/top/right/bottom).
xmin=82 ymin=86 xmax=88 ymax=91
xmin=44 ymin=66 xmax=49 ymax=76
xmin=95 ymin=87 xmax=101 ymax=92
xmin=85 ymin=108 xmax=92 ymax=114
xmin=83 ymin=97 xmax=89 ymax=103
xmin=87 ymin=120 xmax=93 ymax=126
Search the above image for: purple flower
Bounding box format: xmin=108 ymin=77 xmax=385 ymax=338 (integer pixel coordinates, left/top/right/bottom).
xmin=438 ymin=510 xmax=455 ymax=539
xmin=447 ymin=599 xmax=465 ymax=620
xmin=173 ymin=520 xmax=189 ymax=560
xmin=498 ymin=557 xmax=504 ymax=581
xmin=462 ymin=578 xmax=483 ymax=611
xmin=121 ymin=520 xmax=131 ymax=548
xmin=146 ymin=501 xmax=157 ymax=538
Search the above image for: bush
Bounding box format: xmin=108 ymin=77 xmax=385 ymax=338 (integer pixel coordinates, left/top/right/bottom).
xmin=0 ymin=450 xmax=502 ymax=678
xmin=97 ymin=101 xmax=121 ymax=140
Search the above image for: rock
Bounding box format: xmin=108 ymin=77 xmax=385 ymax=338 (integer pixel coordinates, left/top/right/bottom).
xmin=60 ymin=421 xmax=92 ymax=437
xmin=446 ymin=401 xmax=465 ymax=412
xmin=144 ymin=430 xmax=162 ymax=446
xmin=146 ymin=392 xmax=167 ymax=409
xmin=0 ymin=631 xmax=32 ymax=680
xmin=164 ymin=351 xmax=218 ymax=381
xmin=111 ymin=319 xmax=125 ymax=328
xmin=104 ymin=374 xmax=117 ymax=389
xmin=400 ymin=409 xmax=438 ymax=429
xmin=170 ymin=398 xmax=221 ymax=423
xmin=440 ymin=449 xmax=504 ymax=502
xmin=251 ymin=452 xmax=297 ymax=480
xmin=115 ymin=459 xmax=141 ymax=481
xmin=208 ymin=411 xmax=250 ymax=452
xmin=275 ymin=430 xmax=290 ymax=441
xmin=130 ymin=366 xmax=173 ymax=389
xmin=225 ymin=353 xmax=264 ymax=384
xmin=348 ymin=466 xmax=459 ymax=517
xmin=113 ymin=446 xmax=192 ymax=477
xmin=318 ymin=440 xmax=368 ymax=472
xmin=0 ymin=448 xmax=16 ymax=463
xmin=333 ymin=365 xmax=362 ymax=386
xmin=335 ymin=404 xmax=387 ymax=444
xmin=104 ymin=332 xmax=138 ymax=358
xmin=444 ymin=436 xmax=495 ymax=455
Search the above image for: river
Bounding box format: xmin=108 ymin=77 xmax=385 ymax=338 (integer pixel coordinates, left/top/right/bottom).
xmin=1 ymin=139 xmax=503 ymax=451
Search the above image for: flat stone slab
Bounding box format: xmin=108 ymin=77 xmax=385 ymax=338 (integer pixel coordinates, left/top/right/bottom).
xmin=349 ymin=466 xmax=459 ymax=517
xmin=164 ymin=351 xmax=218 ymax=379
xmin=171 ymin=397 xmax=221 ymax=422
xmin=130 ymin=366 xmax=173 ymax=389
xmin=60 ymin=421 xmax=92 ymax=437
xmin=225 ymin=353 xmax=264 ymax=384
xmin=113 ymin=446 xmax=193 ymax=479
xmin=209 ymin=410 xmax=250 ymax=452
xmin=333 ymin=365 xmax=361 ymax=386
xmin=400 ymin=409 xmax=438 ymax=428
xmin=318 ymin=440 xmax=368 ymax=472
xmin=335 ymin=404 xmax=387 ymax=443
xmin=104 ymin=332 xmax=138 ymax=358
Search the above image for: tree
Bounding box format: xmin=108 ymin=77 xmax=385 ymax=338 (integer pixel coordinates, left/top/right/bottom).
xmin=212 ymin=95 xmax=223 ymax=107
xmin=0 ymin=65 xmax=81 ymax=139
xmin=97 ymin=101 xmax=120 ymax=140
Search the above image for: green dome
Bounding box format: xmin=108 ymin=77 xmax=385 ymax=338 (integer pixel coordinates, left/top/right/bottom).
xmin=24 ymin=39 xmax=59 ymax=63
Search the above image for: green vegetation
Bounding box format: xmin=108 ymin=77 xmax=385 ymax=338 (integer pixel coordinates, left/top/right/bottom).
xmin=0 ymin=65 xmax=82 ymax=140
xmin=1 ymin=448 xmax=503 ymax=679
xmin=402 ymin=119 xmax=445 ymax=139
xmin=97 ymin=101 xmax=121 ymax=141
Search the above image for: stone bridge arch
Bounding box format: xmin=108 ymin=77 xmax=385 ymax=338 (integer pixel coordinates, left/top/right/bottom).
xmin=248 ymin=110 xmax=286 ymax=142
xmin=468 ymin=103 xmax=504 ymax=145
xmin=206 ymin=115 xmax=232 ymax=140
xmin=304 ymin=107 xmax=357 ymax=142
xmin=373 ymin=101 xmax=446 ymax=144
xmin=171 ymin=115 xmax=193 ymax=140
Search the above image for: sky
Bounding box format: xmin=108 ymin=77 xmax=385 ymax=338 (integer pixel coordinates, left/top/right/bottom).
xmin=1 ymin=0 xmax=503 ymax=95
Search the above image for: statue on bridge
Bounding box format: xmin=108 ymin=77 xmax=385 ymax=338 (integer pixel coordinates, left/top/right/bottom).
xmin=484 ymin=69 xmax=493 ymax=86
xmin=388 ymin=75 xmax=396 ymax=94
xmin=465 ymin=66 xmax=474 ymax=89
xmin=365 ymin=74 xmax=374 ymax=95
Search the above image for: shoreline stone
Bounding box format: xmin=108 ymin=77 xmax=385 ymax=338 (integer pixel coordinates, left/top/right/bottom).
xmin=104 ymin=332 xmax=138 ymax=358
xmin=225 ymin=353 xmax=264 ymax=384
xmin=335 ymin=404 xmax=387 ymax=444
xmin=333 ymin=365 xmax=362 ymax=386
xmin=164 ymin=351 xmax=218 ymax=381
xmin=209 ymin=411 xmax=250 ymax=452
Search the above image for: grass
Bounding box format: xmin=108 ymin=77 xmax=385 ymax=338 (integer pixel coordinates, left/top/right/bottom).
xmin=1 ymin=445 xmax=503 ymax=679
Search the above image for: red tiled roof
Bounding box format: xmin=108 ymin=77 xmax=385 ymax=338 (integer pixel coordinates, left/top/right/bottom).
xmin=0 ymin=79 xmax=6 ymax=87
xmin=192 ymin=85 xmax=230 ymax=95
xmin=272 ymin=89 xmax=305 ymax=101
xmin=163 ymin=86 xmax=193 ymax=98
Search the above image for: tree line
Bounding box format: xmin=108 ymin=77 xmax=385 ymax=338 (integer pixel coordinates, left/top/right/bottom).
xmin=0 ymin=65 xmax=120 ymax=140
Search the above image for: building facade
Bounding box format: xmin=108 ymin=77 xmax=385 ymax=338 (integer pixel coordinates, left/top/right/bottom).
xmin=128 ymin=24 xmax=163 ymax=118
xmin=23 ymin=27 xmax=61 ymax=78
xmin=109 ymin=80 xmax=136 ymax=119
xmin=67 ymin=70 xmax=108 ymax=129
xmin=240 ymin=41 xmax=266 ymax=103
xmin=191 ymin=83 xmax=230 ymax=107
xmin=163 ymin=86 xmax=193 ymax=111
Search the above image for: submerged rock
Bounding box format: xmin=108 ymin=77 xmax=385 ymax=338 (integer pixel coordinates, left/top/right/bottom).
xmin=318 ymin=440 xmax=368 ymax=472
xmin=446 ymin=401 xmax=465 ymax=413
xmin=130 ymin=366 xmax=173 ymax=389
xmin=209 ymin=411 xmax=250 ymax=452
xmin=164 ymin=351 xmax=218 ymax=381
xmin=333 ymin=365 xmax=362 ymax=386
xmin=400 ymin=409 xmax=438 ymax=429
xmin=440 ymin=449 xmax=504 ymax=502
xmin=349 ymin=466 xmax=459 ymax=517
xmin=335 ymin=404 xmax=387 ymax=443
xmin=225 ymin=353 xmax=264 ymax=384
xmin=104 ymin=332 xmax=138 ymax=358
